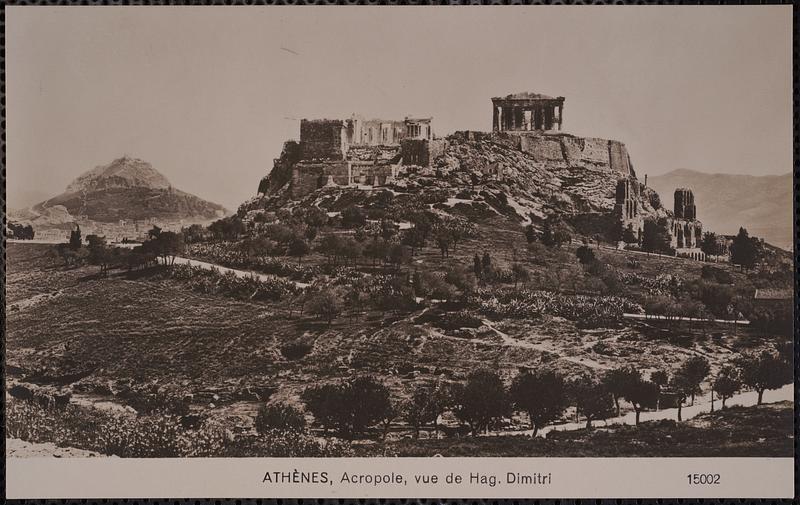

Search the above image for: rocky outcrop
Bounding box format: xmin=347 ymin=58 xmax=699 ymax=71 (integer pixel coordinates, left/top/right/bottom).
xmin=66 ymin=156 xmax=171 ymax=193
xmin=249 ymin=129 xmax=658 ymax=238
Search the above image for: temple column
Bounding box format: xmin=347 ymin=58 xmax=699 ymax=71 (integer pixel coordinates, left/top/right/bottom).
xmin=558 ymin=104 xmax=563 ymax=130
xmin=493 ymin=106 xmax=499 ymax=131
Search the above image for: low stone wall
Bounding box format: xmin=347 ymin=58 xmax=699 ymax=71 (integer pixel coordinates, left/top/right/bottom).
xmin=290 ymin=161 xmax=348 ymax=198
xmin=400 ymin=139 xmax=448 ymax=167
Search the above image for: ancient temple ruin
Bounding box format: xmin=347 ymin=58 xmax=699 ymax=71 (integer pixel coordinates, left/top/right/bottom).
xmin=613 ymin=180 xmax=702 ymax=251
xmin=492 ymin=92 xmax=565 ymax=132
xmin=670 ymin=188 xmax=702 ymax=249
xmin=614 ymin=177 xmax=643 ymax=239
xmin=673 ymin=188 xmax=696 ymax=220
xmin=264 ymin=114 xmax=445 ymax=198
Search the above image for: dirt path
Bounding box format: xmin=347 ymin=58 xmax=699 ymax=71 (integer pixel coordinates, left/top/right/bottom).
xmin=480 ymin=319 xmax=612 ymax=370
xmin=6 ymin=438 xmax=110 ymax=458
xmin=623 ymin=312 xmax=749 ymax=325
xmin=8 ymin=288 xmax=68 ymax=311
xmin=497 ymin=383 xmax=793 ymax=438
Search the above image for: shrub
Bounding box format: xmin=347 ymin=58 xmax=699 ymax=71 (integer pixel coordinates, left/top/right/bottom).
xmin=416 ymin=309 xmax=483 ymax=331
xmin=254 ymin=403 xmax=307 ymax=433
xmin=280 ymin=342 xmax=313 ymax=360
xmin=302 ymin=376 xmax=392 ymax=439
xmin=6 ymin=398 xmax=350 ymax=457
xmin=576 ymin=245 xmax=597 ymax=265
xmin=700 ymin=265 xmax=733 ymax=284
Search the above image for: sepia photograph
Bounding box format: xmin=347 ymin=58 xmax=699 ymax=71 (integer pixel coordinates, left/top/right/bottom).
xmin=4 ymin=4 xmax=794 ymax=499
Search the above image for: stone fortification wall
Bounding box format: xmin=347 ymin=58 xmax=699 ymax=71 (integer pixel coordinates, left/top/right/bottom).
xmin=300 ymin=120 xmax=348 ymax=160
xmin=290 ymin=161 xmax=349 ymax=198
xmin=452 ymin=131 xmax=633 ymax=177
xmin=258 ymin=141 xmax=302 ymax=195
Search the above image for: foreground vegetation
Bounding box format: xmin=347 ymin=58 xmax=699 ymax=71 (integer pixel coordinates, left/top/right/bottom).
xmin=356 ymin=401 xmax=794 ymax=458
xmin=7 ymin=396 xmax=791 ymax=458
xmin=6 ymin=189 xmax=793 ymax=456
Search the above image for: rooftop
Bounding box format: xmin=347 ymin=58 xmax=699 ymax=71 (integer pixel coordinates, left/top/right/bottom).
xmin=492 ymin=92 xmax=559 ymax=101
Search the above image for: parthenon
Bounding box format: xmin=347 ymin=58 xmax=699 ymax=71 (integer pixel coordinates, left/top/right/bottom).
xmin=492 ymin=92 xmax=565 ymax=132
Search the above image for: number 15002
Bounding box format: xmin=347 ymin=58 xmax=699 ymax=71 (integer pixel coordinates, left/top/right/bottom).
xmin=687 ymin=473 xmax=721 ymax=485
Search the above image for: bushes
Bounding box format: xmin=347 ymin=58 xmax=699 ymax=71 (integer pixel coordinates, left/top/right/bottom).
xmin=254 ymin=403 xmax=306 ymax=433
xmin=187 ymin=242 xmax=319 ymax=281
xmin=477 ymin=288 xmax=642 ymax=328
xmin=701 ymin=265 xmax=733 ymax=284
xmin=415 ymin=309 xmax=482 ymax=331
xmin=155 ymin=264 xmax=298 ymax=302
xmin=302 ymin=376 xmax=392 ymax=439
xmin=6 ymin=399 xmax=350 ymax=457
xmin=280 ymin=341 xmax=314 ymax=360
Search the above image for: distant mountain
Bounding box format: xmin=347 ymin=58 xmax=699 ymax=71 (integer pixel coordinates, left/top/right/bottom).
xmin=648 ymin=169 xmax=792 ymax=250
xmin=19 ymin=156 xmax=227 ymax=225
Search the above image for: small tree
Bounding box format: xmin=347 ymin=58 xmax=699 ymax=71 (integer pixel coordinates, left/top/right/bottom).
xmin=473 ymin=254 xmax=483 ymax=279
xmin=509 ymin=370 xmax=567 ymax=436
xmin=302 ymin=376 xmax=391 ymax=439
xmin=69 ymin=225 xmax=83 ymax=250
xmin=622 ymin=377 xmax=660 ymax=426
xmin=735 ymin=351 xmax=788 ymax=405
xmin=729 ymin=227 xmax=760 ymax=270
xmin=602 ymin=367 xmax=640 ymax=417
xmin=669 ymin=369 xmax=695 ymax=422
xmin=307 ymin=289 xmax=342 ymax=326
xmin=402 ymin=384 xmax=439 ymax=439
xmin=435 ymin=229 xmax=452 ymax=258
xmin=641 ymin=218 xmax=672 ymax=255
xmin=622 ymin=224 xmax=638 ymax=245
xmin=511 ymin=263 xmax=530 ymax=289
xmin=575 ymin=245 xmax=597 ymax=265
xmin=568 ymin=374 xmax=615 ymax=429
xmin=650 ymin=370 xmax=669 ymax=410
xmin=682 ymin=356 xmax=711 ymax=405
xmin=712 ymin=366 xmax=741 ymax=409
xmin=287 ymin=236 xmax=310 ymax=264
xmin=347 ymin=376 xmax=392 ymax=439
xmin=700 ymin=231 xmax=722 ymax=259
xmin=541 ymin=216 xmax=571 ymax=248
xmin=524 ymin=224 xmax=537 ymax=244
xmin=452 ymin=369 xmax=510 ymax=436
xmin=341 ymin=205 xmax=366 ymax=228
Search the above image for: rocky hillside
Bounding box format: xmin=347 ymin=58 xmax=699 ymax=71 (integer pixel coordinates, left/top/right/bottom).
xmin=22 ymin=157 xmax=227 ymax=224
xmin=649 ymin=169 xmax=791 ymax=250
xmin=244 ymin=131 xmax=664 ymax=238
xmin=65 ymin=156 xmax=172 ymax=193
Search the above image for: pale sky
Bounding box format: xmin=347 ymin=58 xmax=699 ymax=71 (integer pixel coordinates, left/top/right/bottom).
xmin=6 ymin=6 xmax=793 ymax=211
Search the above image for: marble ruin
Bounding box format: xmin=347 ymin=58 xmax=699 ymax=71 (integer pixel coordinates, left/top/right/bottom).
xmin=614 ymin=179 xmax=702 ymax=251
xmin=615 ymin=177 xmax=643 ymax=240
xmin=259 ymin=92 xmax=700 ymax=253
xmin=670 ymin=188 xmax=702 ymax=249
xmin=492 ymin=92 xmax=565 ymax=132
xmin=265 ymin=115 xmax=446 ymax=198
